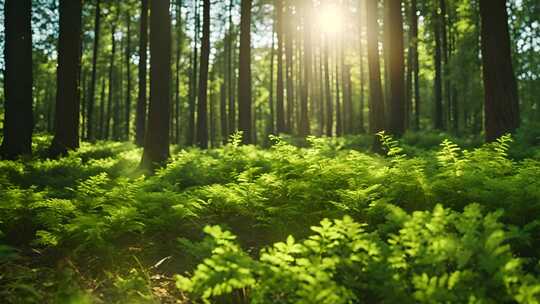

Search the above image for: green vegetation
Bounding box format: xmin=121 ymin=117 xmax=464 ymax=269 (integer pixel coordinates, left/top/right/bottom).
xmin=1 ymin=133 xmax=539 ymax=303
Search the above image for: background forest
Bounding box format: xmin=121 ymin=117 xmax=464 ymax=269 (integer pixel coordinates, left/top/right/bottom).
xmin=0 ymin=0 xmax=540 ymax=303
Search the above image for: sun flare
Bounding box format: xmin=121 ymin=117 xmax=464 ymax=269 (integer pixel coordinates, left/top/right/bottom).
xmin=316 ymin=4 xmax=344 ymax=35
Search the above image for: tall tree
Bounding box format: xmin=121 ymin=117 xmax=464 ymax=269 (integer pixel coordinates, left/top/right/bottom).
xmin=433 ymin=0 xmax=444 ymax=130
xmin=479 ymin=0 xmax=520 ymax=141
xmin=141 ymin=0 xmax=172 ymax=169
xmin=298 ymin=0 xmax=311 ymax=137
xmin=196 ymin=0 xmax=210 ymax=148
xmin=238 ymin=0 xmax=253 ymax=144
xmin=187 ymin=0 xmax=199 ymax=146
xmin=135 ymin=0 xmax=148 ymax=146
xmin=227 ymin=0 xmax=235 ymax=136
xmin=284 ymin=3 xmax=295 ymax=133
xmin=49 ymin=0 xmax=83 ymax=158
xmin=366 ymin=0 xmax=386 ymax=152
xmin=410 ymin=0 xmax=420 ymax=130
xmin=105 ymin=22 xmax=117 ymax=140
xmin=275 ymin=0 xmax=286 ymax=134
xmin=324 ymin=35 xmax=333 ymax=137
xmin=174 ymin=0 xmax=183 ymax=144
xmin=1 ymin=0 xmax=33 ymax=159
xmin=86 ymin=0 xmax=101 ymax=141
xmin=387 ymin=0 xmax=406 ymax=136
xmin=125 ymin=13 xmax=132 ymax=140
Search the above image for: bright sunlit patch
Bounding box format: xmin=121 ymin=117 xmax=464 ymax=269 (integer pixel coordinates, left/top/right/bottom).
xmin=317 ymin=4 xmax=343 ymax=35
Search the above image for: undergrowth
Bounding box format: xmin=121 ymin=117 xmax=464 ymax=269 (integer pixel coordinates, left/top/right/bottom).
xmin=0 ymin=133 xmax=539 ymax=303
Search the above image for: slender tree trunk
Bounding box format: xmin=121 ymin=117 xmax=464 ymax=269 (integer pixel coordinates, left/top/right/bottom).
xmin=433 ymin=0 xmax=444 ymax=130
xmin=298 ymin=0 xmax=311 ymax=137
xmin=267 ymin=17 xmax=276 ymax=142
xmin=324 ymin=35 xmax=333 ymax=137
xmin=479 ymin=0 xmax=520 ymax=142
xmin=411 ymin=0 xmax=420 ymax=130
xmin=335 ymin=39 xmax=342 ymax=137
xmin=125 ymin=13 xmax=132 ymax=140
xmin=196 ymin=0 xmax=210 ymax=149
xmin=358 ymin=0 xmax=366 ymax=133
xmin=187 ymin=0 xmax=199 ymax=146
xmin=227 ymin=0 xmax=235 ymax=135
xmin=238 ymin=0 xmax=253 ymax=144
xmin=135 ymin=0 xmax=148 ymax=146
xmin=285 ymin=4 xmax=294 ymax=133
xmin=275 ymin=0 xmax=285 ymax=134
xmin=81 ymin=68 xmax=87 ymax=139
xmin=106 ymin=25 xmax=117 ymax=140
xmin=141 ymin=0 xmax=172 ymax=169
xmin=86 ymin=0 xmax=101 ymax=141
xmin=175 ymin=0 xmax=183 ymax=144
xmin=1 ymin=0 xmax=33 ymax=159
xmin=99 ymin=77 xmax=106 ymax=138
xmin=387 ymin=0 xmax=406 ymax=136
xmin=440 ymin=0 xmax=451 ymax=127
xmin=366 ymin=0 xmax=386 ymax=152
xmin=49 ymin=0 xmax=83 ymax=157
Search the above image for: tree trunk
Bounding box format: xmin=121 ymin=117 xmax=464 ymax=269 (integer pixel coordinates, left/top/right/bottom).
xmin=1 ymin=0 xmax=33 ymax=159
xmin=135 ymin=0 xmax=148 ymax=146
xmin=335 ymin=40 xmax=342 ymax=137
xmin=125 ymin=13 xmax=132 ymax=141
xmin=284 ymin=4 xmax=294 ymax=133
xmin=227 ymin=0 xmax=236 ymax=136
xmin=141 ymin=0 xmax=172 ymax=169
xmin=196 ymin=0 xmax=210 ymax=149
xmin=49 ymin=0 xmax=83 ymax=158
xmin=266 ymin=16 xmax=275 ymax=142
xmin=411 ymin=0 xmax=420 ymax=130
xmin=275 ymin=0 xmax=285 ymax=134
xmin=86 ymin=0 xmax=101 ymax=141
xmin=433 ymin=0 xmax=444 ymax=130
xmin=479 ymin=0 xmax=520 ymax=142
xmin=175 ymin=0 xmax=183 ymax=144
xmin=298 ymin=0 xmax=311 ymax=137
xmin=187 ymin=0 xmax=199 ymax=146
xmin=366 ymin=0 xmax=386 ymax=152
xmin=324 ymin=35 xmax=333 ymax=137
xmin=238 ymin=0 xmax=253 ymax=144
xmin=387 ymin=0 xmax=406 ymax=137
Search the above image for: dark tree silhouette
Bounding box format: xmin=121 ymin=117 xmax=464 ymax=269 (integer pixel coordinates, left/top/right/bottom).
xmin=49 ymin=0 xmax=83 ymax=158
xmin=1 ymin=0 xmax=33 ymax=159
xmin=196 ymin=0 xmax=210 ymax=149
xmin=86 ymin=0 xmax=101 ymax=141
xmin=141 ymin=0 xmax=172 ymax=169
xmin=135 ymin=0 xmax=148 ymax=146
xmin=238 ymin=0 xmax=253 ymax=144
xmin=387 ymin=0 xmax=406 ymax=136
xmin=479 ymin=0 xmax=520 ymax=141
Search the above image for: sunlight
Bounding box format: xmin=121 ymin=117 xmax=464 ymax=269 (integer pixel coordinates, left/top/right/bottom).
xmin=316 ymin=4 xmax=343 ymax=35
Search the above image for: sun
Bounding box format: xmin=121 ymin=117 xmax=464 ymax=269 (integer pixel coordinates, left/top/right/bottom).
xmin=316 ymin=4 xmax=343 ymax=35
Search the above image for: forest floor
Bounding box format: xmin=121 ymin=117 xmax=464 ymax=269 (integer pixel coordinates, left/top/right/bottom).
xmin=1 ymin=131 xmax=540 ymax=303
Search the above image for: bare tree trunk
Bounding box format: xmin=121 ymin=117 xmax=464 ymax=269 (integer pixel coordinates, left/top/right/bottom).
xmin=324 ymin=35 xmax=333 ymax=137
xmin=141 ymin=0 xmax=172 ymax=170
xmin=187 ymin=0 xmax=199 ymax=146
xmin=275 ymin=0 xmax=285 ymax=134
xmin=135 ymin=0 xmax=148 ymax=146
xmin=49 ymin=0 xmax=83 ymax=158
xmin=125 ymin=13 xmax=132 ymax=140
xmin=196 ymin=0 xmax=210 ymax=149
xmin=479 ymin=0 xmax=520 ymax=142
xmin=1 ymin=0 xmax=33 ymax=159
xmin=366 ymin=0 xmax=386 ymax=152
xmin=387 ymin=0 xmax=406 ymax=136
xmin=433 ymin=0 xmax=444 ymax=130
xmin=238 ymin=0 xmax=253 ymax=144
xmin=86 ymin=0 xmax=101 ymax=141
xmin=298 ymin=0 xmax=311 ymax=137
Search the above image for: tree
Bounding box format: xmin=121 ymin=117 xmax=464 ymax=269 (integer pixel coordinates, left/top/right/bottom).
xmin=238 ymin=0 xmax=253 ymax=144
xmin=135 ymin=0 xmax=148 ymax=146
xmin=410 ymin=0 xmax=420 ymax=130
xmin=1 ymin=0 xmax=33 ymax=159
xmin=479 ymin=0 xmax=520 ymax=142
xmin=140 ymin=0 xmax=172 ymax=169
xmin=366 ymin=0 xmax=386 ymax=152
xmin=298 ymin=0 xmax=311 ymax=137
xmin=125 ymin=13 xmax=132 ymax=140
xmin=386 ymin=0 xmax=406 ymax=136
xmin=433 ymin=0 xmax=444 ymax=130
xmin=196 ymin=0 xmax=210 ymax=149
xmin=324 ymin=34 xmax=333 ymax=137
xmin=275 ymin=0 xmax=286 ymax=134
xmin=86 ymin=0 xmax=102 ymax=141
xmin=49 ymin=0 xmax=83 ymax=158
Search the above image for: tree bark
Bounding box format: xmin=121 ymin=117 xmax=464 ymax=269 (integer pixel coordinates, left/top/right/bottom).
xmin=86 ymin=0 xmax=101 ymax=141
xmin=284 ymin=3 xmax=294 ymax=133
xmin=238 ymin=0 xmax=253 ymax=144
xmin=275 ymin=0 xmax=285 ymax=134
xmin=433 ymin=0 xmax=444 ymax=130
xmin=479 ymin=0 xmax=520 ymax=142
xmin=196 ymin=0 xmax=210 ymax=149
xmin=387 ymin=0 xmax=406 ymax=136
xmin=135 ymin=0 xmax=148 ymax=146
xmin=227 ymin=0 xmax=236 ymax=136
xmin=298 ymin=0 xmax=311 ymax=137
xmin=49 ymin=0 xmax=83 ymax=158
xmin=187 ymin=0 xmax=199 ymax=146
xmin=175 ymin=0 xmax=183 ymax=144
xmin=141 ymin=0 xmax=172 ymax=169
xmin=324 ymin=35 xmax=333 ymax=137
xmin=411 ymin=0 xmax=420 ymax=130
xmin=125 ymin=13 xmax=132 ymax=141
xmin=1 ymin=0 xmax=33 ymax=159
xmin=366 ymin=0 xmax=386 ymax=152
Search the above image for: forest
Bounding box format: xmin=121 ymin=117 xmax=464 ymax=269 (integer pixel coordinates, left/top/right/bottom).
xmin=0 ymin=0 xmax=539 ymax=302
